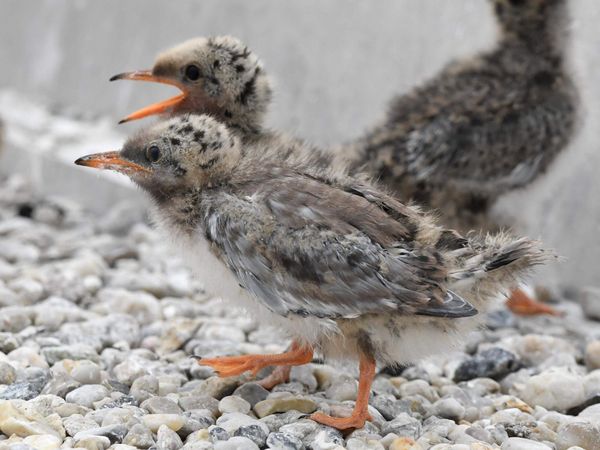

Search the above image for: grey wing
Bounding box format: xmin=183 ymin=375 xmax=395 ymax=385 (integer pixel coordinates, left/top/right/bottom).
xmin=205 ymin=187 xmax=476 ymax=320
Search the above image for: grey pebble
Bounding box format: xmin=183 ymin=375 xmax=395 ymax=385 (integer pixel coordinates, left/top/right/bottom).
xmin=380 ymin=413 xmax=422 ymax=439
xmin=218 ymin=395 xmax=251 ymax=415
xmin=370 ymin=393 xmax=410 ymax=421
xmin=179 ymin=409 xmax=215 ymax=436
xmin=0 ymin=332 xmax=21 ymax=353
xmin=214 ymin=436 xmax=259 ymax=450
xmin=454 ymin=348 xmax=521 ymax=382
xmin=232 ymin=383 xmax=269 ymax=407
xmin=123 ymin=423 xmax=155 ymax=449
xmin=266 ymin=431 xmax=303 ymax=450
xmin=157 ymin=424 xmax=184 ymax=450
xmin=0 ymin=361 xmax=17 ymax=384
xmin=234 ymin=423 xmax=267 ymax=447
xmin=431 ymin=397 xmax=466 ymax=421
xmin=210 ymin=426 xmax=230 ymax=442
xmin=70 ymin=360 xmax=102 ymax=385
xmin=0 ymin=373 xmax=48 ymax=400
xmin=180 ymin=394 xmax=220 ymax=416
xmin=75 ymin=435 xmax=111 ymax=450
xmin=142 ymin=396 xmax=183 ymax=414
xmin=74 ymin=424 xmax=129 ymax=443
xmin=42 ymin=344 xmax=100 ymax=365
xmin=63 ymin=413 xmax=100 ymax=436
xmin=65 ymin=384 xmax=110 ymax=408
xmin=130 ymin=375 xmax=159 ymax=403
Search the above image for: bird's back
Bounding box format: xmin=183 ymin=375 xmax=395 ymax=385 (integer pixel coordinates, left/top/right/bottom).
xmin=341 ymin=28 xmax=578 ymax=234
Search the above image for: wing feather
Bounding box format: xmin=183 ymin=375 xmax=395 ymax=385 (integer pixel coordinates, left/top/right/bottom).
xmin=203 ymin=175 xmax=477 ymax=320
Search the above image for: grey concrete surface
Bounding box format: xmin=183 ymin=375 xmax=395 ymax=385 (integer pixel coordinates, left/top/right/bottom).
xmin=0 ymin=0 xmax=599 ymax=288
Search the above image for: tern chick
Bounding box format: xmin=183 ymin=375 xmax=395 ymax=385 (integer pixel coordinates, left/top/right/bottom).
xmin=347 ymin=0 xmax=578 ymax=232
xmin=75 ymin=114 xmax=549 ymax=430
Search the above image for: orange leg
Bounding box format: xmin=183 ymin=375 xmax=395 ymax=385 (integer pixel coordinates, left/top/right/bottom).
xmin=310 ymin=353 xmax=375 ymax=430
xmin=197 ymin=341 xmax=313 ymax=378
xmin=506 ymin=288 xmax=561 ymax=316
xmin=257 ymin=365 xmax=292 ymax=390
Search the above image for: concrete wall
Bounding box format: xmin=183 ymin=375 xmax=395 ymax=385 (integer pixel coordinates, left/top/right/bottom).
xmin=0 ymin=0 xmax=599 ymax=288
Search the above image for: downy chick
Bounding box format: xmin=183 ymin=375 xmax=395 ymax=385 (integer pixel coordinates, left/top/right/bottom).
xmin=75 ymin=114 xmax=549 ymax=430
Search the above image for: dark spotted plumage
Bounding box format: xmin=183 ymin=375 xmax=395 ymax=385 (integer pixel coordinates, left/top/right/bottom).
xmin=146 ymin=36 xmax=273 ymax=140
xmin=341 ymin=0 xmax=578 ymax=233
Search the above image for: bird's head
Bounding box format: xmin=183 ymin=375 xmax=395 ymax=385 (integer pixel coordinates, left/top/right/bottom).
xmin=75 ymin=114 xmax=241 ymax=203
xmin=491 ymin=0 xmax=568 ymax=38
xmin=112 ymin=36 xmax=272 ymax=135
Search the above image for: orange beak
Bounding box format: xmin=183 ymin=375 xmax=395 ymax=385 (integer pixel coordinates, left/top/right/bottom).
xmin=74 ymin=151 xmax=150 ymax=175
xmin=110 ymin=70 xmax=188 ymax=124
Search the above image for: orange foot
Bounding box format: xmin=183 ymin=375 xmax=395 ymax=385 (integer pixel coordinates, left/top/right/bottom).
xmin=310 ymin=411 xmax=373 ymax=430
xmin=198 ymin=341 xmax=312 ymax=378
xmin=257 ymin=365 xmax=291 ymax=390
xmin=310 ymin=352 xmax=376 ymax=431
xmin=506 ymin=288 xmax=562 ymax=316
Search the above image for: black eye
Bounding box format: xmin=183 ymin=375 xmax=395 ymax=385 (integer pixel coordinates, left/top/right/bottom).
xmin=184 ymin=64 xmax=201 ymax=81
xmin=146 ymin=145 xmax=161 ymax=163
xmin=213 ymin=60 xmax=220 ymax=69
xmin=509 ymin=0 xmax=526 ymax=6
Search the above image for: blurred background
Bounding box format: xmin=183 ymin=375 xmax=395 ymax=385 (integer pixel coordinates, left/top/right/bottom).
xmin=0 ymin=0 xmax=598 ymax=290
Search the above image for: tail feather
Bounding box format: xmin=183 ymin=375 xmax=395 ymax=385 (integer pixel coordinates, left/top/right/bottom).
xmin=449 ymin=233 xmax=554 ymax=293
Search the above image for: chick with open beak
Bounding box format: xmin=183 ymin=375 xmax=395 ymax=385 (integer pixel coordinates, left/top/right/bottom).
xmin=75 ymin=114 xmax=548 ymax=430
xmin=111 ymin=36 xmax=272 ymax=138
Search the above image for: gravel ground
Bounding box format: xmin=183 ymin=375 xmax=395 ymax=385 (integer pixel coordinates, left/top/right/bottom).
xmin=0 ymin=174 xmax=600 ymax=450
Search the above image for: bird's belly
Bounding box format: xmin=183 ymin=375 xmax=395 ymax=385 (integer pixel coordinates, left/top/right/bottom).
xmin=173 ymin=232 xmax=249 ymax=304
xmin=323 ymin=314 xmax=482 ymax=366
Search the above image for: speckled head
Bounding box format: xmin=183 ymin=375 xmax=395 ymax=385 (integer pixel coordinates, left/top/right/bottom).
xmin=75 ymin=114 xmax=241 ymax=203
xmin=111 ymin=36 xmax=272 ymax=135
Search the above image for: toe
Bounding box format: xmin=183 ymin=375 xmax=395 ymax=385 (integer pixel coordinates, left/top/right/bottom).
xmin=310 ymin=412 xmax=368 ymax=430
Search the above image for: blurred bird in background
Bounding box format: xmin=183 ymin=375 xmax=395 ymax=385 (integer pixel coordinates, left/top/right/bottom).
xmin=342 ymin=0 xmax=578 ymax=315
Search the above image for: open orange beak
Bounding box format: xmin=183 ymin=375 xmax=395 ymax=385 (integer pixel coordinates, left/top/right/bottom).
xmin=110 ymin=70 xmax=188 ymax=124
xmin=75 ymin=151 xmax=150 ymax=175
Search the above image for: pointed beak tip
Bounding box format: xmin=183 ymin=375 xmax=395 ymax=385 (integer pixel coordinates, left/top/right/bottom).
xmin=74 ymin=157 xmax=87 ymax=166
xmin=109 ymin=74 xmax=121 ymax=82
xmin=118 ymin=118 xmax=129 ymax=125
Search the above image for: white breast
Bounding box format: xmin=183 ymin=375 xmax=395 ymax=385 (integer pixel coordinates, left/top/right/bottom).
xmin=156 ymin=223 xmax=250 ymax=304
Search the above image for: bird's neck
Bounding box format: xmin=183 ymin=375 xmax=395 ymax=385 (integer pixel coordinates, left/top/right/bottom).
xmin=498 ymin=8 xmax=570 ymax=59
xmin=220 ymin=108 xmax=265 ymax=143
xmin=500 ymin=31 xmax=565 ymax=60
xmin=152 ymin=187 xmax=213 ymax=236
